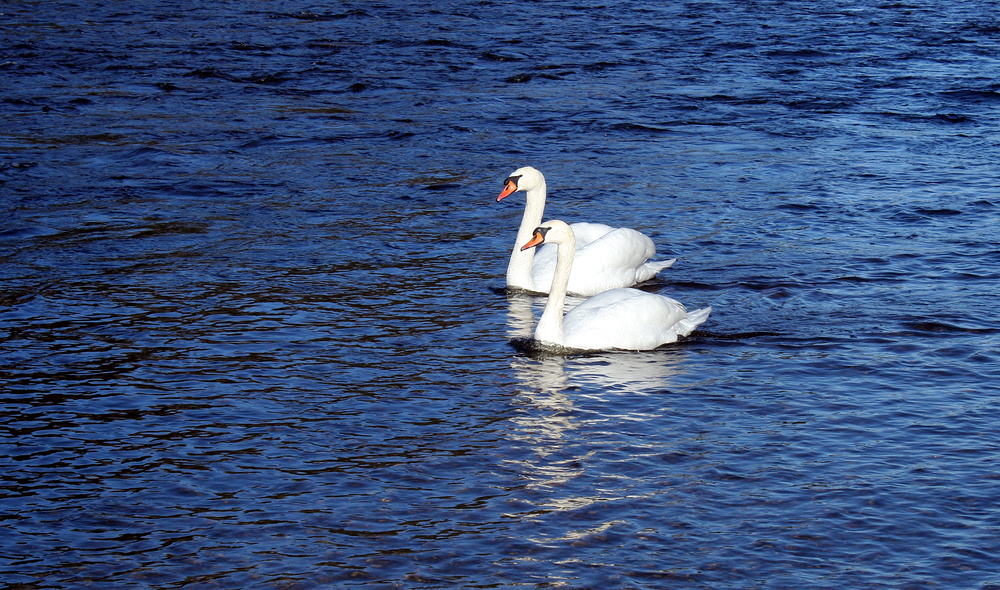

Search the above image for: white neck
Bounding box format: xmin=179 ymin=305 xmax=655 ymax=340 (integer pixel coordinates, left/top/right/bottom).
xmin=505 ymin=180 xmax=547 ymax=290
xmin=534 ymin=229 xmax=574 ymax=346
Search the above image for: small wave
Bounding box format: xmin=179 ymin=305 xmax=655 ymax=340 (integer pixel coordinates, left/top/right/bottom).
xmin=606 ymin=122 xmax=673 ymax=134
xmin=783 ymin=97 xmax=854 ymax=111
xmin=421 ymin=183 xmax=462 ymax=191
xmin=697 ymin=330 xmax=784 ymax=340
xmin=265 ymin=10 xmax=361 ymax=21
xmin=183 ymin=68 xmax=291 ymax=85
xmin=913 ymin=207 xmax=963 ymax=217
xmin=183 ymin=67 xmax=241 ymax=82
xmin=229 ymin=42 xmax=273 ymax=52
xmin=0 ymin=161 xmax=38 ymax=174
xmin=480 ymin=51 xmax=526 ymax=62
xmin=115 ymin=146 xmax=167 ymax=162
xmin=765 ymin=48 xmax=831 ymax=58
xmin=776 ymin=202 xmax=825 ymax=212
xmin=424 ymin=39 xmax=457 ymax=47
xmin=245 ymin=72 xmax=292 ymax=85
xmin=885 ymin=207 xmax=968 ymax=223
xmin=44 ymin=133 xmax=126 ymax=145
xmin=131 ymin=221 xmax=211 ymax=239
xmin=901 ymin=321 xmax=999 ymax=335
xmin=875 ymin=111 xmax=974 ymax=124
xmin=0 ymin=225 xmax=60 ymax=240
xmin=940 ymin=87 xmax=1000 ymax=104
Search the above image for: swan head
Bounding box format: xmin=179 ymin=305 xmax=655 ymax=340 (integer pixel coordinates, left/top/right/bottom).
xmin=520 ymin=219 xmax=573 ymax=251
xmin=497 ymin=166 xmax=545 ymax=201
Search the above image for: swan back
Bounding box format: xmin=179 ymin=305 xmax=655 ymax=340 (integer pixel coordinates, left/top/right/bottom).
xmin=563 ymin=289 xmax=707 ymax=351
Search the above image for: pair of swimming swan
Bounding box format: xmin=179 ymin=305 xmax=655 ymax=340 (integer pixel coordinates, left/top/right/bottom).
xmin=497 ymin=166 xmax=711 ymax=352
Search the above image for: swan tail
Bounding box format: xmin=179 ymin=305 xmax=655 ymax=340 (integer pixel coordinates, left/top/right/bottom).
xmin=632 ymin=258 xmax=676 ymax=284
xmin=648 ymin=258 xmax=676 ymax=274
xmin=676 ymin=306 xmax=712 ymax=338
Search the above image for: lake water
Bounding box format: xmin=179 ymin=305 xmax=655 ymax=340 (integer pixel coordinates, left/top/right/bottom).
xmin=2 ymin=1 xmax=1000 ymax=588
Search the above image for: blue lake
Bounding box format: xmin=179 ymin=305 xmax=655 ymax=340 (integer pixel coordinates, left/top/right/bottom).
xmin=2 ymin=1 xmax=999 ymax=588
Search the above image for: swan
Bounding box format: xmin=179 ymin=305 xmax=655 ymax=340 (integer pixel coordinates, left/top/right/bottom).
xmin=497 ymin=166 xmax=675 ymax=296
xmin=520 ymin=220 xmax=711 ymax=352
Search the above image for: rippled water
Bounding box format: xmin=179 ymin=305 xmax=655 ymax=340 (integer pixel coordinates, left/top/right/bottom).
xmin=3 ymin=1 xmax=1000 ymax=588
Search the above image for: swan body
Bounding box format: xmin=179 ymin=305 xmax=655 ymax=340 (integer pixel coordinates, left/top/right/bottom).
xmin=521 ymin=220 xmax=710 ymax=352
xmin=497 ymin=166 xmax=675 ymax=296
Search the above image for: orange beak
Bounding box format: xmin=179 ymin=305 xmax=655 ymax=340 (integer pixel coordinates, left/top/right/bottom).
xmin=520 ymin=231 xmax=545 ymax=251
xmin=496 ymin=180 xmax=517 ymax=202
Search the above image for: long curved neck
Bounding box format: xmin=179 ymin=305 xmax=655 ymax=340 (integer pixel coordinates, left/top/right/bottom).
xmin=506 ymin=181 xmax=547 ymax=290
xmin=534 ymin=232 xmax=574 ymax=346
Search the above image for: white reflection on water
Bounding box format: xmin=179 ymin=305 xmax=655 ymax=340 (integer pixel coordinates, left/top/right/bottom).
xmin=506 ymin=352 xmax=689 ymax=450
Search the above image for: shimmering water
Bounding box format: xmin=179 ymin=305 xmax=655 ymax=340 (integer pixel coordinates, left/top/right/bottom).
xmin=3 ymin=1 xmax=1000 ymax=588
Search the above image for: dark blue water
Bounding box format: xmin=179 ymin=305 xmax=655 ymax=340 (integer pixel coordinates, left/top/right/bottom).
xmin=3 ymin=1 xmax=1000 ymax=588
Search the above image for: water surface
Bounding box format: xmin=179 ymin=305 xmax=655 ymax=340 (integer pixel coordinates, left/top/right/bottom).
xmin=2 ymin=1 xmax=1000 ymax=588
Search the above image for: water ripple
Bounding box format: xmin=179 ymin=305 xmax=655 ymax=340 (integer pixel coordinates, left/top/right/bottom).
xmin=3 ymin=0 xmax=1000 ymax=588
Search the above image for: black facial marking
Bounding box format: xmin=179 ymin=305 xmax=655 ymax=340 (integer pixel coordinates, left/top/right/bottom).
xmin=503 ymin=174 xmax=522 ymax=187
xmin=532 ymin=226 xmax=551 ymax=240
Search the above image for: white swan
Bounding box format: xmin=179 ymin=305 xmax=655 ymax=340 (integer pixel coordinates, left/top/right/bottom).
xmin=497 ymin=166 xmax=675 ymax=296
xmin=520 ymin=220 xmax=710 ymax=352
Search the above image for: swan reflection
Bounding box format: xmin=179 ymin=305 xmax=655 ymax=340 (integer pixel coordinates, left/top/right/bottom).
xmin=504 ymin=342 xmax=692 ymax=531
